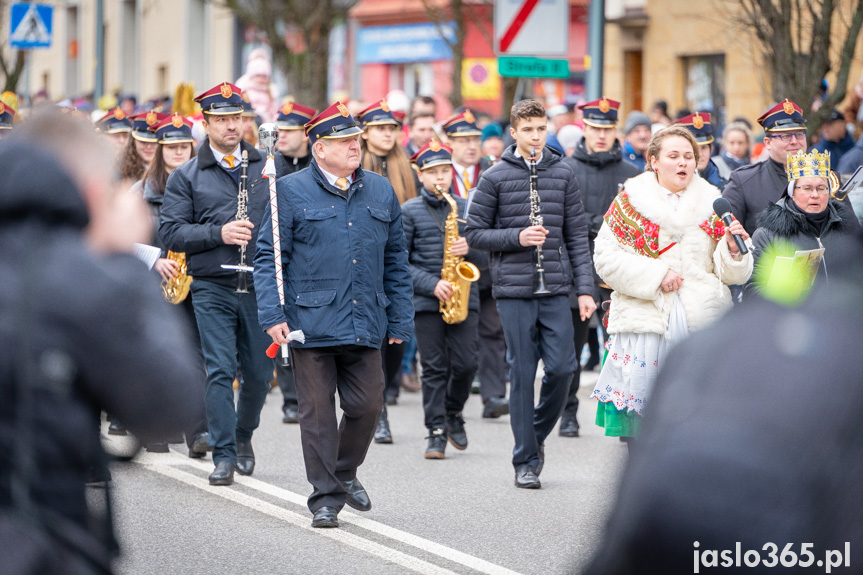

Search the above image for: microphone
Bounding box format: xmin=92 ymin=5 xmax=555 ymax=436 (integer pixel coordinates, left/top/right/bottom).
xmin=712 ymin=197 xmax=748 ymax=255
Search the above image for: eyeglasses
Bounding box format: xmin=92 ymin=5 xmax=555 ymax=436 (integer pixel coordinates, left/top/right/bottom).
xmin=768 ymin=131 xmax=807 ymax=143
xmin=794 ymin=185 xmax=829 ymax=196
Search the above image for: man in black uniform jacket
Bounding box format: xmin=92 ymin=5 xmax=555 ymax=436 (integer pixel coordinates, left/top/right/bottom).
xmin=160 ymin=82 xmax=274 ymax=486
xmin=723 ymin=99 xmax=809 ymax=235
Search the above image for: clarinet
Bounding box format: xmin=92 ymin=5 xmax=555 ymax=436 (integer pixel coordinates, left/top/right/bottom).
xmin=221 ymin=149 xmax=254 ymax=293
xmin=529 ymin=148 xmax=550 ymax=295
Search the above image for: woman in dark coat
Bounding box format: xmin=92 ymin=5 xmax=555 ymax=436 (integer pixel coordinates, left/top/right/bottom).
xmin=751 ymin=150 xmax=859 ymax=291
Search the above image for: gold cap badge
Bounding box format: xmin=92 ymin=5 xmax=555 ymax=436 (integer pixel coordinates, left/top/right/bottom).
xmin=599 ymin=98 xmax=610 ymax=113
xmin=172 ymin=114 xmax=184 ymax=128
xmin=113 ymin=108 xmax=125 ymax=120
xmin=281 ymin=102 xmax=294 ymax=115
xmin=0 ymin=102 xmax=5 ymax=115
xmin=782 ymin=99 xmax=795 ymax=115
xmin=463 ymin=110 xmax=475 ymax=124
xmin=337 ymin=103 xmax=349 ymax=117
xmin=429 ymin=140 xmax=441 ymax=152
xmin=381 ymin=99 xmax=390 ymax=113
xmin=693 ymin=113 xmax=704 ymax=130
xmin=220 ymin=83 xmax=233 ymax=99
xmin=146 ymin=111 xmax=158 ymax=125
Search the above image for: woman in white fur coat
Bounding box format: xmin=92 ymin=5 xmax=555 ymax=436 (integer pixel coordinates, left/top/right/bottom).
xmin=591 ymin=126 xmax=753 ymax=440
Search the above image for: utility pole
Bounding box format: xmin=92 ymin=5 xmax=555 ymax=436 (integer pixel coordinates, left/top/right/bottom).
xmin=94 ymin=0 xmax=104 ymax=102
xmin=585 ymin=0 xmax=604 ymax=100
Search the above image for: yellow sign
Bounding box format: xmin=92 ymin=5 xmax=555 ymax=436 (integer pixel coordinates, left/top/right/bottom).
xmin=461 ymin=58 xmax=500 ymax=101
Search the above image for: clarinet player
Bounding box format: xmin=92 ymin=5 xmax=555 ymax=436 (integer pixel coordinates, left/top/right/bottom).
xmin=160 ymin=82 xmax=275 ymax=486
xmin=465 ymin=99 xmax=596 ymax=489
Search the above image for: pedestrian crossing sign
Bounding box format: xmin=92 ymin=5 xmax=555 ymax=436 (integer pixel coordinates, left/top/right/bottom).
xmin=9 ymin=3 xmax=53 ymax=49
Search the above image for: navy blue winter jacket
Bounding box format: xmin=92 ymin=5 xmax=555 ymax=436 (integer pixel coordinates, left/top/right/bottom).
xmin=253 ymin=160 xmax=414 ymax=348
xmin=464 ymin=144 xmax=594 ymax=299
xmin=401 ymin=185 xmax=486 ymax=314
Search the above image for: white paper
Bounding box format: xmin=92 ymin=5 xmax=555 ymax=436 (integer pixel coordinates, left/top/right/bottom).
xmin=133 ymin=243 xmax=162 ymax=270
xmin=287 ymin=330 xmax=306 ymax=344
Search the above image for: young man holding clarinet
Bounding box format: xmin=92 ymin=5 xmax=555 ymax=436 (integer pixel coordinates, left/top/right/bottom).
xmin=465 ymin=99 xmax=596 ymax=489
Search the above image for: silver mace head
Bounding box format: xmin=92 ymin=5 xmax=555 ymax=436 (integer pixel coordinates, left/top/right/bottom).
xmin=258 ymin=123 xmax=279 ymax=156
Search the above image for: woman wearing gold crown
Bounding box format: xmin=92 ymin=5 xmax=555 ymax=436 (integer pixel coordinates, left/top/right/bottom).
xmin=750 ymin=150 xmax=860 ymax=287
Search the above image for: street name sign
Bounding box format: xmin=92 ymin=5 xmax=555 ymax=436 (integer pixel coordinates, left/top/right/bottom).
xmin=498 ymin=56 xmax=569 ymax=79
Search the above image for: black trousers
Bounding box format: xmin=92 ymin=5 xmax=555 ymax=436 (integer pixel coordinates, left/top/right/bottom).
xmin=561 ymin=308 xmax=591 ymax=423
xmin=497 ymin=296 xmax=575 ymax=469
xmin=477 ymin=288 xmax=508 ymax=402
xmin=381 ymin=340 xmax=406 ymax=400
xmin=414 ymin=311 xmax=479 ymax=430
xmin=275 ymin=357 xmax=297 ymax=412
xmin=291 ymin=345 xmax=383 ymax=512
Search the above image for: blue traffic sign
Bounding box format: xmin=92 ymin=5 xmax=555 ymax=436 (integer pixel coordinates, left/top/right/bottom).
xmin=9 ymin=3 xmax=53 ymax=49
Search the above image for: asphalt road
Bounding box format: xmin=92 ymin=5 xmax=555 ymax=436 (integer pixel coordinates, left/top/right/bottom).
xmin=101 ymin=369 xmax=626 ymax=575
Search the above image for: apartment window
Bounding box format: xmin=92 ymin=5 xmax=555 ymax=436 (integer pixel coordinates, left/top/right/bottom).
xmin=682 ymin=54 xmax=725 ymax=127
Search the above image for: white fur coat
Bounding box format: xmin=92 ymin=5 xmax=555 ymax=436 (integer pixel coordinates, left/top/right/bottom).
xmin=594 ymin=171 xmax=753 ymax=335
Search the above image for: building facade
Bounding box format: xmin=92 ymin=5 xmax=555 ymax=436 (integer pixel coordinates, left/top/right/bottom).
xmin=2 ymin=0 xmax=239 ymax=105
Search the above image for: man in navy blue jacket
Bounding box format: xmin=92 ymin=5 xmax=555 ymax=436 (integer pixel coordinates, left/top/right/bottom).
xmin=465 ymin=99 xmax=596 ymax=490
xmin=161 ymin=82 xmax=275 ymax=487
xmin=254 ymin=102 xmax=413 ymax=528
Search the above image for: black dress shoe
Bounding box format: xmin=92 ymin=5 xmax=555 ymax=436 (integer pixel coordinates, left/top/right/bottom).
xmin=107 ymin=421 xmax=127 ymax=436
xmin=514 ymin=465 xmax=541 ymax=489
xmin=482 ymin=397 xmax=510 ymax=419
xmin=209 ymin=461 xmax=235 ymax=486
xmin=424 ymin=428 xmax=446 ymax=459
xmin=188 ymin=433 xmax=209 ymax=459
xmin=374 ymin=407 xmax=393 ymax=444
xmin=559 ymin=416 xmax=580 ymax=437
xmin=446 ymin=413 xmax=468 ymax=450
xmin=146 ymin=442 xmax=169 ymax=453
xmin=536 ymin=443 xmax=545 ymax=476
xmin=342 ymin=478 xmax=372 ymax=511
xmin=282 ymin=404 xmax=299 ymax=424
xmin=385 ymin=393 xmax=398 ymax=406
xmin=311 ymin=506 xmax=339 ymax=528
xmin=236 ymin=442 xmax=255 ymax=476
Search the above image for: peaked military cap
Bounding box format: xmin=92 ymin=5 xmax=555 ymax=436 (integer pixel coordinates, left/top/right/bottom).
xmin=579 ymin=98 xmax=620 ymax=128
xmin=276 ymin=101 xmax=317 ymax=130
xmin=194 ymin=82 xmax=244 ymax=115
xmin=758 ymin=99 xmax=807 ymax=133
xmin=304 ymin=101 xmax=364 ymax=140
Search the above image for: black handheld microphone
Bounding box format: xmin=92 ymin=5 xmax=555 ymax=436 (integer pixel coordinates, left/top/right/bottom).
xmin=712 ymin=197 xmax=748 ymax=255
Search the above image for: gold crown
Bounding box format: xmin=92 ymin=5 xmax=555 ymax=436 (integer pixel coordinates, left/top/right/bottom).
xmin=786 ymin=150 xmax=830 ymax=182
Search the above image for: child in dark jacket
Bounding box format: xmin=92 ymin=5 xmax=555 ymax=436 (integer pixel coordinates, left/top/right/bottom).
xmin=402 ymin=141 xmax=484 ymax=459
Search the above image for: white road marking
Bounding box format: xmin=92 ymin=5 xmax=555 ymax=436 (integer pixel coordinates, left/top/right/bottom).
xmin=137 ymin=451 xmax=525 ymax=575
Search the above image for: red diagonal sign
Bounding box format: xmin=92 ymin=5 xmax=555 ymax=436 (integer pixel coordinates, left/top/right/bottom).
xmin=499 ymin=0 xmax=542 ymax=53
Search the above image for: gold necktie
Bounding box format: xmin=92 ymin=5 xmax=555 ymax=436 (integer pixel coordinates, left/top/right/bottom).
xmin=335 ymin=177 xmax=349 ymax=191
xmin=224 ymin=155 xmax=236 ymax=168
xmin=462 ymin=169 xmax=472 ymax=195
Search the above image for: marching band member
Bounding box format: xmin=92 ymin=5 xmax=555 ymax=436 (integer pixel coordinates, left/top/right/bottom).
xmin=402 ymin=141 xmax=483 ymax=459
xmin=160 ymin=82 xmax=274 ymax=486
xmin=465 ymin=99 xmax=596 ymax=489
xmin=254 ymin=101 xmax=413 ymax=528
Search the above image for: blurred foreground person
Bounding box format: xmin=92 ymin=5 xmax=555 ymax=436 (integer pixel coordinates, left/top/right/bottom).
xmin=0 ymin=111 xmax=201 ymax=574
xmin=591 ymin=126 xmax=752 ymax=440
xmin=584 ymin=233 xmax=863 ymax=574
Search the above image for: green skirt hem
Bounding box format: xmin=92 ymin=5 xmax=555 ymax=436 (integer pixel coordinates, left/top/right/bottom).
xmin=595 ymin=401 xmax=642 ymax=438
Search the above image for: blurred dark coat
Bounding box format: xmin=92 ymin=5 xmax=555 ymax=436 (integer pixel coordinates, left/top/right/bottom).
xmin=0 ymin=141 xmax=202 ymax=568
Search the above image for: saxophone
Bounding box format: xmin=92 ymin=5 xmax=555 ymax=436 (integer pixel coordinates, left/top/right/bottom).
xmin=438 ymin=185 xmax=480 ymax=324
xmin=162 ymin=250 xmax=193 ymax=304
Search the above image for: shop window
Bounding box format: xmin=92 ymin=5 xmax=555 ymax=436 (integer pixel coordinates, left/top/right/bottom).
xmin=682 ymin=54 xmax=725 ymax=128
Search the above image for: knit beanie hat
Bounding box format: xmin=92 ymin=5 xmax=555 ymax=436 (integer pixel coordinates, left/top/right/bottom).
xmin=624 ymin=111 xmax=651 ymax=135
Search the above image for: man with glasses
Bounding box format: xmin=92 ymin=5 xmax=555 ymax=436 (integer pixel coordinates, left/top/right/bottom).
xmin=723 ymin=100 xmax=808 ymax=235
